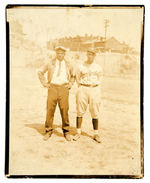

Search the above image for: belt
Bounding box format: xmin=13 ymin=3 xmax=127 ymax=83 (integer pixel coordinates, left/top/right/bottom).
xmin=80 ymin=83 xmax=99 ymax=87
xmin=51 ymin=83 xmax=69 ymax=87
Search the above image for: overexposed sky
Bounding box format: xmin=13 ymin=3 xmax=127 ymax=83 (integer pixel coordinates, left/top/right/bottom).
xmin=7 ymin=6 xmax=144 ymax=50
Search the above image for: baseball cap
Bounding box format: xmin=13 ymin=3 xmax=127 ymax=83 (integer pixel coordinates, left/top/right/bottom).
xmin=55 ymin=46 xmax=67 ymax=52
xmin=87 ymin=48 xmax=96 ymax=54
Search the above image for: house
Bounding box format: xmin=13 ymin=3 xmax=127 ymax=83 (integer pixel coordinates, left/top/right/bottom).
xmin=104 ymin=37 xmax=130 ymax=53
xmin=94 ymin=41 xmax=105 ymax=52
xmin=47 ymin=35 xmax=132 ymax=54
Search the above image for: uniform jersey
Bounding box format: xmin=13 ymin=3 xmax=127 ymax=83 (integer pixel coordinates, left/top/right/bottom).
xmin=76 ymin=62 xmax=103 ymax=86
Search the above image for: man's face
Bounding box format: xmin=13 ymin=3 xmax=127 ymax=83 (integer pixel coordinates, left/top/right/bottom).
xmin=87 ymin=51 xmax=95 ymax=64
xmin=56 ymin=49 xmax=65 ymax=61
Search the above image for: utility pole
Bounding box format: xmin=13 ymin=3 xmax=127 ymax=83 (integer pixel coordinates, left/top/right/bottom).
xmin=104 ymin=19 xmax=110 ymax=41
xmin=104 ymin=19 xmax=110 ymax=76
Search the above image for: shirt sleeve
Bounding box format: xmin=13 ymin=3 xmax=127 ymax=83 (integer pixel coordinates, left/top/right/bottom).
xmin=68 ymin=62 xmax=76 ymax=87
xmin=37 ymin=63 xmax=48 ymax=87
xmin=75 ymin=64 xmax=81 ymax=86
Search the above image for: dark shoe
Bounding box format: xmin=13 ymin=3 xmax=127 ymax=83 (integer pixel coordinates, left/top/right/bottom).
xmin=64 ymin=133 xmax=71 ymax=141
xmin=93 ymin=135 xmax=101 ymax=143
xmin=73 ymin=134 xmax=80 ymax=141
xmin=43 ymin=130 xmax=53 ymax=141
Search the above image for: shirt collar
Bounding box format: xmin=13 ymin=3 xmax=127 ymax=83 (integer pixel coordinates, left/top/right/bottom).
xmin=56 ymin=59 xmax=64 ymax=63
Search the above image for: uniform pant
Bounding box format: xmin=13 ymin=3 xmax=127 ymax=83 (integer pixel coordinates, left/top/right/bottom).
xmin=76 ymin=85 xmax=101 ymax=118
xmin=45 ymin=84 xmax=70 ymax=133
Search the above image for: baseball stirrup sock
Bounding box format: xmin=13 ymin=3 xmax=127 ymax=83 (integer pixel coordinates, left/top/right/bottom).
xmin=92 ymin=118 xmax=98 ymax=130
xmin=76 ymin=117 xmax=82 ymax=130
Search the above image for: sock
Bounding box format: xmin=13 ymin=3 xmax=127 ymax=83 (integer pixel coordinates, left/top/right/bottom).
xmin=92 ymin=118 xmax=99 ymax=130
xmin=76 ymin=117 xmax=82 ymax=128
xmin=77 ymin=128 xmax=81 ymax=134
xmin=94 ymin=130 xmax=98 ymax=135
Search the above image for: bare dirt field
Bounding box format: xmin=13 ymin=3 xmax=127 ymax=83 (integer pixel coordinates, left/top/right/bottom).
xmin=9 ymin=49 xmax=141 ymax=176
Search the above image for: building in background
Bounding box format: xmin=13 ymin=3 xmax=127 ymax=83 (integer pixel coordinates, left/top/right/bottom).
xmin=46 ymin=35 xmax=136 ymax=54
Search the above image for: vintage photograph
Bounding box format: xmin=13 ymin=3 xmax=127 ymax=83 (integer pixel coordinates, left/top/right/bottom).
xmin=6 ymin=5 xmax=144 ymax=177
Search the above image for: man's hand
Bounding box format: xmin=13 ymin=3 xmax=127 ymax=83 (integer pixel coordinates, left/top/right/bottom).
xmin=43 ymin=83 xmax=51 ymax=89
xmin=67 ymin=83 xmax=72 ymax=90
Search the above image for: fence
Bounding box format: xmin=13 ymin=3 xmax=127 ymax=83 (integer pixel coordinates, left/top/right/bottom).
xmin=11 ymin=47 xmax=140 ymax=79
xmin=66 ymin=51 xmax=140 ymax=78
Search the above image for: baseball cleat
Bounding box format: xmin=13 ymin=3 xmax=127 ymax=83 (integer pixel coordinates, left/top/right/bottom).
xmin=73 ymin=134 xmax=81 ymax=141
xmin=93 ymin=134 xmax=101 ymax=143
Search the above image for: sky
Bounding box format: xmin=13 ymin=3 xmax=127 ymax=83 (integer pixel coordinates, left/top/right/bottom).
xmin=7 ymin=6 xmax=144 ymax=51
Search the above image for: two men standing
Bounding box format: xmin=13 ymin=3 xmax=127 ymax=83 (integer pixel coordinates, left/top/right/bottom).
xmin=38 ymin=46 xmax=103 ymax=143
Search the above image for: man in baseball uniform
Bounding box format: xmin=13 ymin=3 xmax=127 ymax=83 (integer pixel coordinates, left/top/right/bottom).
xmin=38 ymin=46 xmax=75 ymax=141
xmin=74 ymin=48 xmax=103 ymax=143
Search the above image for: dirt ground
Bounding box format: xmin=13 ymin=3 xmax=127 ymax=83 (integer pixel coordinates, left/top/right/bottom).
xmin=9 ymin=52 xmax=141 ymax=176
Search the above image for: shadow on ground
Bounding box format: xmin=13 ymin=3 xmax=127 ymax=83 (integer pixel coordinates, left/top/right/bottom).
xmin=25 ymin=123 xmax=92 ymax=138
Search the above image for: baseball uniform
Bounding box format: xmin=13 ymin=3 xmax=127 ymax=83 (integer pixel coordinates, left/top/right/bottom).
xmin=76 ymin=62 xmax=103 ymax=118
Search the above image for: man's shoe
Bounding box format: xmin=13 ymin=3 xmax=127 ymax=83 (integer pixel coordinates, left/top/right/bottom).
xmin=93 ymin=134 xmax=101 ymax=143
xmin=64 ymin=133 xmax=71 ymax=141
xmin=73 ymin=134 xmax=80 ymax=141
xmin=43 ymin=130 xmax=53 ymax=141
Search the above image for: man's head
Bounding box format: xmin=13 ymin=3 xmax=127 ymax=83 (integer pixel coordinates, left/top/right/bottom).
xmin=55 ymin=46 xmax=66 ymax=61
xmin=87 ymin=48 xmax=96 ymax=64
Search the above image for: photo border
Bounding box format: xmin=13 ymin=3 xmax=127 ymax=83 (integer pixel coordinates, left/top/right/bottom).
xmin=5 ymin=4 xmax=144 ymax=179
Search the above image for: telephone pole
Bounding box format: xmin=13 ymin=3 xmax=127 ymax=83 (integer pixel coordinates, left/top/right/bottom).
xmin=104 ymin=19 xmax=110 ymax=76
xmin=104 ymin=19 xmax=110 ymax=41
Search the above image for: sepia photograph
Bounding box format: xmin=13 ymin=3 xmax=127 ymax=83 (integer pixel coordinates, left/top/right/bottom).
xmin=5 ymin=5 xmax=144 ymax=178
